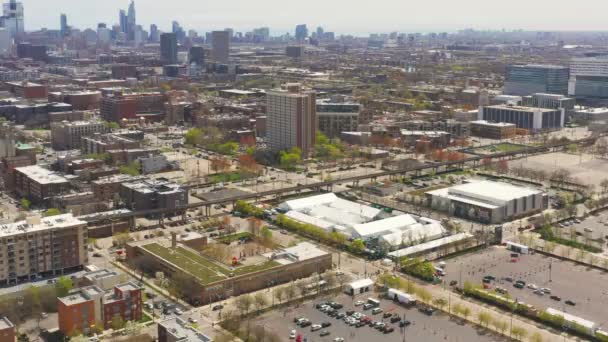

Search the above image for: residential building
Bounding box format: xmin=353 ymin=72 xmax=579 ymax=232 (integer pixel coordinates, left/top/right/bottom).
xmin=137 ymin=154 xmax=171 ymax=174
xmin=401 ymin=120 xmax=470 ymax=138
xmin=51 ymin=120 xmax=107 ymax=150
xmin=78 ymin=209 xmax=134 ymax=239
xmin=316 ymin=97 xmax=360 ymax=138
xmin=158 ymin=317 xmax=211 ymax=342
xmin=0 ymin=317 xmax=15 ymax=342
xmin=400 ymin=130 xmax=451 ymax=148
xmin=92 ymin=174 xmax=147 ymax=202
xmin=504 ymin=64 xmax=569 ymax=96
xmin=100 ymin=92 xmax=165 ymax=122
xmin=478 ymin=105 xmax=564 ymax=132
xmin=569 ymin=57 xmax=608 ymax=99
xmin=82 ymin=133 xmax=140 ymax=155
xmin=470 ymin=120 xmax=516 ymax=139
xmin=57 ymin=282 xmax=142 ymax=336
xmin=5 ymin=81 xmax=47 ymax=99
xmin=78 ymin=268 xmax=124 ymax=290
xmin=211 ymin=31 xmax=229 ymax=63
xmin=14 ymin=165 xmax=70 ymax=202
xmin=426 ymin=180 xmax=546 ymax=223
xmin=119 ymin=179 xmax=188 ymax=212
xmin=266 ymin=83 xmax=316 ymax=155
xmin=0 ymin=214 xmax=88 ymax=286
xmin=160 ymin=33 xmax=178 ymax=65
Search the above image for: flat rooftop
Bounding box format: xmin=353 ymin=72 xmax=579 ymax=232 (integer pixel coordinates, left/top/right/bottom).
xmin=58 ymin=286 xmax=104 ymax=306
xmin=471 ymin=120 xmax=516 ymax=127
xmin=14 ymin=165 xmax=69 ymax=185
xmin=484 ymin=105 xmax=559 ymax=113
xmin=159 ymin=317 xmax=211 ymax=341
xmin=0 ymin=316 xmax=14 ymax=330
xmin=0 ymin=214 xmax=86 ymax=238
xmin=427 ymin=180 xmax=543 ymax=206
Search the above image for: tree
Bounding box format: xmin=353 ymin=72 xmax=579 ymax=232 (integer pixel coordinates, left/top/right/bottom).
xmin=461 ymin=306 xmax=471 ymax=321
xmin=530 ymin=332 xmax=543 ymax=342
xmin=55 ymin=276 xmax=73 ymax=297
xmin=477 ymin=312 xmax=492 ymax=328
xmin=496 ymin=160 xmax=509 ymax=174
xmin=273 ymin=287 xmax=285 ymax=305
xmin=104 ymin=121 xmax=120 ymax=131
xmin=247 ymin=217 xmax=262 ymax=237
xmin=493 ymin=319 xmax=508 ymax=334
xmin=20 ymin=198 xmax=31 ymax=210
xmin=433 ymin=297 xmax=447 ymax=311
xmin=210 ymin=156 xmax=231 ymax=173
xmin=511 ymin=326 xmax=528 ymax=341
xmin=111 ymin=315 xmax=124 ymax=331
xmin=351 ymin=239 xmax=365 ymax=252
xmin=285 ymin=283 xmax=297 ymax=303
xmin=112 ymin=232 xmax=131 ymax=247
xmin=254 ymin=292 xmax=268 ymax=313
xmin=17 ymin=334 xmax=30 ymax=342
xmin=124 ymin=320 xmax=143 ymax=336
xmin=235 ymin=294 xmax=254 ymax=317
xmin=279 ymin=148 xmax=302 ymax=170
xmin=239 ymin=154 xmax=261 ymax=175
xmin=43 ymin=208 xmax=61 ymax=217
xmin=417 ymin=288 xmax=432 ymax=304
xmin=260 ymin=226 xmax=273 ymax=246
xmin=119 ymin=161 xmax=141 ymax=176
xmin=185 ymin=128 xmax=203 ymax=146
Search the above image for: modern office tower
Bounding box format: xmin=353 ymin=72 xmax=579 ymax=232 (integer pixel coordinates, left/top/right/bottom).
xmin=295 ymin=24 xmax=308 ymax=41
xmin=149 ymin=24 xmax=158 ymax=43
xmin=0 ymin=28 xmax=10 ymax=55
xmin=252 ymin=27 xmax=270 ymax=42
xmin=569 ymin=56 xmax=608 ymax=99
xmin=266 ymin=83 xmax=317 ymax=155
xmin=478 ymin=104 xmax=564 ymax=132
xmin=127 ymin=0 xmax=136 ymax=40
xmin=97 ymin=26 xmax=111 ymax=43
xmin=60 ymin=14 xmax=67 ymax=37
xmin=0 ymin=214 xmax=88 ymax=286
xmin=2 ymin=0 xmax=23 ymax=39
xmin=211 ymin=30 xmax=230 ymax=63
xmin=160 ymin=32 xmax=178 ymax=64
xmin=504 ymin=64 xmax=569 ymax=96
xmin=316 ymin=26 xmax=324 ymax=38
xmin=119 ymin=9 xmax=127 ymax=33
xmin=189 ymin=46 xmax=205 ymax=66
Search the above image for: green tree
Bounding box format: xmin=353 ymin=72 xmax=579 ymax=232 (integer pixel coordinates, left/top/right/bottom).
xmin=119 ymin=161 xmax=141 ymax=176
xmin=55 ymin=276 xmax=73 ymax=297
xmin=20 ymin=198 xmax=31 ymax=210
xmin=104 ymin=121 xmax=120 ymax=131
xmin=235 ymin=294 xmax=254 ymax=317
xmin=261 ymin=226 xmax=273 ymax=244
xmin=433 ymin=297 xmax=447 ymax=311
xmin=461 ymin=306 xmax=471 ymax=321
xmin=478 ymin=312 xmax=492 ymax=328
xmin=254 ymin=292 xmax=268 ymax=313
xmin=184 ymin=128 xmax=203 ymax=146
xmin=530 ymin=332 xmax=543 ymax=342
xmin=279 ymin=148 xmax=302 ymax=170
xmin=511 ymin=326 xmax=528 ymax=341
xmin=43 ymin=208 xmax=61 ymax=217
xmin=351 ymin=239 xmax=365 ymax=252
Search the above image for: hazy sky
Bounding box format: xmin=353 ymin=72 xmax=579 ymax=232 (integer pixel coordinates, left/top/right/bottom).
xmin=22 ymin=0 xmax=608 ymax=35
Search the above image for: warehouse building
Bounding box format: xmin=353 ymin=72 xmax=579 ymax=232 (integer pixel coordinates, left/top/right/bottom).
xmin=426 ymin=180 xmax=546 ymax=223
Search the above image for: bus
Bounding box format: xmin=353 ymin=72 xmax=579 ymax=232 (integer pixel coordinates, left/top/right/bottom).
xmin=367 ymin=298 xmax=381 ymax=307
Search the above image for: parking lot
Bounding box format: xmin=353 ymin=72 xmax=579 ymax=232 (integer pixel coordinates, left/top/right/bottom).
xmin=255 ymin=293 xmax=505 ymax=342
xmin=560 ymin=212 xmax=608 ymax=246
xmin=442 ymin=246 xmax=608 ymax=327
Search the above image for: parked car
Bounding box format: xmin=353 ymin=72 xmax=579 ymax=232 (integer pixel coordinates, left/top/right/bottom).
xmin=354 ymin=300 xmax=364 ymax=306
xmin=419 ymin=307 xmax=435 ymax=316
xmin=321 ymin=322 xmax=332 ymax=328
xmin=550 ymin=295 xmax=562 ymax=301
xmin=212 ymin=304 xmax=224 ymax=311
xmin=311 ymin=324 xmax=322 ymax=331
xmin=371 ymin=308 xmax=383 ymax=315
xmin=399 ymin=320 xmax=411 ymax=327
xmin=320 ymin=331 xmax=330 ymax=337
xmin=565 ymin=300 xmax=576 ymax=306
xmin=362 ymin=304 xmax=374 ymax=310
xmin=289 ymin=330 xmax=296 ymax=339
xmin=390 ymin=316 xmax=401 ymax=323
xmin=383 ymin=312 xmax=393 ymax=318
xmin=383 ymin=327 xmax=395 ymax=334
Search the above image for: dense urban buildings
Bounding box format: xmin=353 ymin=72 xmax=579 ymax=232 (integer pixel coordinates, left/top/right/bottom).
xmin=266 ymin=83 xmax=316 ymax=155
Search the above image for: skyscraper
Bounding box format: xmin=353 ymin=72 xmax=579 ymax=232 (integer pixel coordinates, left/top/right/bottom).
xmin=160 ymin=32 xmax=178 ymax=64
xmin=127 ymin=0 xmax=136 ymax=40
xmin=60 ymin=14 xmax=67 ymax=38
xmin=2 ymin=0 xmax=24 ymax=39
xmin=119 ymin=9 xmax=128 ymax=34
xmin=189 ymin=46 xmax=205 ymax=66
xmin=266 ymin=83 xmax=317 ymax=156
xmin=211 ymin=31 xmax=230 ymax=64
xmin=295 ymin=24 xmax=308 ymax=41
xmin=149 ymin=24 xmax=159 ymax=43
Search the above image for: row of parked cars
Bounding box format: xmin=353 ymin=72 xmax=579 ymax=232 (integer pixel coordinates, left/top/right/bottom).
xmin=484 ymin=275 xmax=576 ymax=306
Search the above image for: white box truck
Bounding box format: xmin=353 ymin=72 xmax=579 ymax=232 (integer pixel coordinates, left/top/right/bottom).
xmin=388 ymin=288 xmax=416 ymax=305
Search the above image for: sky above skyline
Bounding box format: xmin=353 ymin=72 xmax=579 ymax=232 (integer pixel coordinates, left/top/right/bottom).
xmin=21 ymin=0 xmax=608 ymax=35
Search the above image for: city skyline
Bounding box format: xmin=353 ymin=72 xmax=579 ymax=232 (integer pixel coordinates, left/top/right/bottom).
xmin=19 ymin=0 xmax=608 ymax=36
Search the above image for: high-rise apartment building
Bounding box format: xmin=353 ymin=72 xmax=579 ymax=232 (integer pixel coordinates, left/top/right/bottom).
xmin=211 ymin=30 xmax=230 ymax=63
xmin=569 ymin=57 xmax=608 ymax=99
xmin=160 ymin=32 xmax=178 ymax=64
xmin=316 ymin=97 xmax=361 ymax=138
xmin=127 ymin=0 xmax=136 ymax=40
xmin=266 ymin=83 xmax=316 ymax=155
xmin=149 ymin=24 xmax=159 ymax=43
xmin=0 ymin=214 xmax=88 ymax=286
xmin=2 ymin=0 xmax=23 ymax=39
xmin=504 ymin=64 xmax=569 ymax=96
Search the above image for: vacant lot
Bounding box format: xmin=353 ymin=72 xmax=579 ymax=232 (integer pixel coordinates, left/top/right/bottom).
xmin=442 ymin=246 xmax=608 ymax=327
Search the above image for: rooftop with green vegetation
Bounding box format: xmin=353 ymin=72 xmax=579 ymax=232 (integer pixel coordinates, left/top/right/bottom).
xmin=141 ymin=243 xmax=279 ymax=284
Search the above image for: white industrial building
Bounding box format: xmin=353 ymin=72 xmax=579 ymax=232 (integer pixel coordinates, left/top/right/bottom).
xmin=280 ymin=193 xmax=448 ymax=250
xmin=426 ymin=180 xmax=546 ymax=224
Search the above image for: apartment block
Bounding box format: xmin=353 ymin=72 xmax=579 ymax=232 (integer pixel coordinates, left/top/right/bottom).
xmin=119 ymin=179 xmax=188 ymax=212
xmin=92 ymin=174 xmax=147 ymax=202
xmin=266 ymin=83 xmax=316 ymax=155
xmin=51 ymin=120 xmax=108 ymax=150
xmin=316 ymin=97 xmax=360 ymax=138
xmin=14 ymin=165 xmax=70 ymax=203
xmin=0 ymin=214 xmax=88 ymax=286
xmin=5 ymin=81 xmax=48 ymax=99
xmin=100 ymin=92 xmax=165 ymax=122
xmin=58 ymin=282 xmax=143 ymax=336
xmin=82 ymin=133 xmax=140 ymax=155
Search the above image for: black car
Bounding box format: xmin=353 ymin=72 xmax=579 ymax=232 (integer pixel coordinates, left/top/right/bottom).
xmin=550 ymin=295 xmax=562 ymax=301
xmin=331 ymin=303 xmax=344 ymax=309
xmin=300 ymin=321 xmax=312 ymax=327
xmin=419 ymin=307 xmax=435 ymax=316
xmin=449 ymin=280 xmax=458 ymax=286
xmin=321 ymin=322 xmax=332 ymax=328
xmin=328 ymin=311 xmax=338 ymax=317
xmin=390 ymin=316 xmax=401 ymax=323
xmin=335 ymin=313 xmax=345 ymax=319
xmin=383 ymin=327 xmax=395 ymax=334
xmin=399 ymin=320 xmax=411 ymax=327
xmin=565 ymin=300 xmax=576 ymax=306
xmin=383 ymin=313 xmax=393 ymax=318
xmin=513 ymin=282 xmax=525 ymax=289
xmin=212 ymin=304 xmax=224 ymax=311
xmin=346 ymin=310 xmax=355 ymax=316
xmin=320 ymin=331 xmax=330 ymax=337
xmin=316 ymin=302 xmax=328 ymax=309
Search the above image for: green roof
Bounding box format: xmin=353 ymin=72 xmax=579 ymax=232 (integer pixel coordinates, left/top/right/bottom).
xmin=142 ymin=243 xmax=279 ymax=285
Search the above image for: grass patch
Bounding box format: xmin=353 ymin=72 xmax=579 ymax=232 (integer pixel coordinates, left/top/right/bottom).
xmin=217 ymin=232 xmax=254 ymax=244
xmin=210 ymin=172 xmax=243 ymax=184
xmin=233 ymin=260 xmax=279 ymax=275
xmin=143 ymin=243 xmax=227 ymax=284
xmin=139 ymin=312 xmax=153 ymax=323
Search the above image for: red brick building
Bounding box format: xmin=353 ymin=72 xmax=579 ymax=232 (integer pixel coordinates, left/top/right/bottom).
xmin=102 ymin=282 xmax=143 ymax=328
xmin=0 ymin=317 xmax=15 ymax=342
xmin=5 ymin=81 xmax=48 ymax=99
